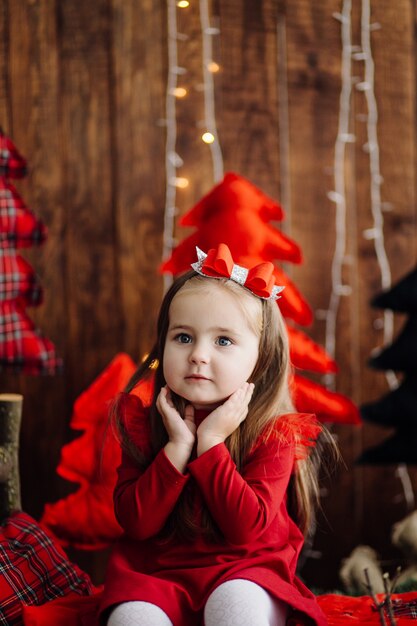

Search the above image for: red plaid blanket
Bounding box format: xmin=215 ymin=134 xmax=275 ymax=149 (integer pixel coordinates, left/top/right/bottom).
xmin=0 ymin=512 xmax=93 ymax=625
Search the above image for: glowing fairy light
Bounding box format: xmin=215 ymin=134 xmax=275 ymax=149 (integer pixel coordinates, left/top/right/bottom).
xmin=169 ymin=87 xmax=187 ymax=98
xmin=199 ymin=0 xmax=224 ymax=181
xmin=176 ymin=1 xmax=189 ymax=7
xmin=170 ymin=176 xmax=189 ymax=188
xmin=207 ymin=61 xmax=220 ymax=73
xmin=201 ymin=132 xmax=215 ymax=144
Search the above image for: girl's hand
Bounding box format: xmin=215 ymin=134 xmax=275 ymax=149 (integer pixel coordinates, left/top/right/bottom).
xmin=157 ymin=386 xmax=196 ymax=450
xmin=157 ymin=386 xmax=196 ymax=473
xmin=196 ymin=382 xmax=255 ymax=455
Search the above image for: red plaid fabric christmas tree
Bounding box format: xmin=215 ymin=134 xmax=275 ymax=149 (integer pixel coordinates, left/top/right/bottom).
xmin=0 ymin=131 xmax=61 ymax=374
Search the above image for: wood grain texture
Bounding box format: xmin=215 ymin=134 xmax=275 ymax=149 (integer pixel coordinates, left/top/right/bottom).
xmin=2 ymin=0 xmax=70 ymax=523
xmin=0 ymin=1 xmax=11 ymax=133
xmin=112 ymin=0 xmax=168 ymax=361
xmin=214 ymin=0 xmax=281 ymax=199
xmin=0 ymin=0 xmax=416 ymax=588
xmin=58 ymin=0 xmax=124 ymax=393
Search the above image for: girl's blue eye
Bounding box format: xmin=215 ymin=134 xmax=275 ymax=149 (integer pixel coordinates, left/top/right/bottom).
xmin=217 ymin=336 xmax=232 ymax=347
xmin=175 ymin=333 xmax=192 ymax=344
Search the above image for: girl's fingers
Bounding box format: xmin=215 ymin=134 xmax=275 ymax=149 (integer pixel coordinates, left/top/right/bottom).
xmin=157 ymin=387 xmax=175 ymax=420
xmin=184 ymin=404 xmax=196 ymax=435
xmin=184 ymin=404 xmax=195 ymax=423
xmin=245 ymin=382 xmax=255 ymax=404
xmin=228 ymin=382 xmax=252 ymax=407
xmin=159 ymin=387 xmax=174 ymax=410
xmin=165 ymin=387 xmax=175 ymax=408
xmin=229 ymin=382 xmax=254 ymax=423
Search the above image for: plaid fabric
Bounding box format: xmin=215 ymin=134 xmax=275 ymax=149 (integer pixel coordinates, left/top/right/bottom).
xmin=0 ymin=512 xmax=93 ymax=626
xmin=0 ymin=300 xmax=63 ymax=375
xmin=0 ymin=251 xmax=42 ymax=305
xmin=0 ymin=133 xmax=27 ymax=179
xmin=0 ymin=180 xmax=46 ymax=249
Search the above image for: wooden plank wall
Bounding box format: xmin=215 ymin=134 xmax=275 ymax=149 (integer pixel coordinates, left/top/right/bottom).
xmin=0 ymin=0 xmax=416 ymax=587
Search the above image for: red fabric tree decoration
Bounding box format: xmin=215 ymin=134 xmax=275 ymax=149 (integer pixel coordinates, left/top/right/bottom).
xmin=162 ymin=172 xmax=360 ymax=425
xmin=40 ymin=353 xmax=154 ymax=550
xmin=0 ymin=131 xmax=61 ymax=374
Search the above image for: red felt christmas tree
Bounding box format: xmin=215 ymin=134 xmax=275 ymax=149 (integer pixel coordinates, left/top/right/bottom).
xmin=40 ymin=353 xmax=154 ymax=550
xmin=162 ymin=172 xmax=360 ymax=425
xmin=0 ymin=130 xmax=61 ymax=374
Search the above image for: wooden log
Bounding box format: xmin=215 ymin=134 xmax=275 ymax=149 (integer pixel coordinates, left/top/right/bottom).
xmin=0 ymin=394 xmax=23 ymax=521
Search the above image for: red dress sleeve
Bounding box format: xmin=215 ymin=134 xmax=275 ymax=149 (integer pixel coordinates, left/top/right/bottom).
xmin=187 ymin=437 xmax=294 ymax=545
xmin=113 ymin=393 xmax=190 ymax=541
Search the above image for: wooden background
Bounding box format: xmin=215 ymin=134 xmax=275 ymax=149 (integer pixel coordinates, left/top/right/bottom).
xmin=1 ymin=0 xmax=416 ymax=589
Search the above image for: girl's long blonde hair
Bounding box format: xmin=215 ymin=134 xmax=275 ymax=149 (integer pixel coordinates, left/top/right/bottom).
xmin=114 ymin=271 xmax=330 ymax=540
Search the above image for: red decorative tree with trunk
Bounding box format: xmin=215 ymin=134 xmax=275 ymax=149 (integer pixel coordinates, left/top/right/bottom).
xmin=162 ymin=172 xmax=360 ymax=426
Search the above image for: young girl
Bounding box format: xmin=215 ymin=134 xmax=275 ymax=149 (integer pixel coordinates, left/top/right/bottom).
xmin=100 ymin=244 xmax=329 ymax=626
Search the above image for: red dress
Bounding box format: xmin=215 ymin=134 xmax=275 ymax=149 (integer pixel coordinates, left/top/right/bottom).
xmin=99 ymin=394 xmax=327 ymax=626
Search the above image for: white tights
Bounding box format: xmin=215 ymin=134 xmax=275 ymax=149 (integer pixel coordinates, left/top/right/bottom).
xmin=107 ymin=601 xmax=173 ymax=626
xmin=204 ymin=580 xmax=288 ymax=626
xmin=107 ymin=579 xmax=288 ymax=626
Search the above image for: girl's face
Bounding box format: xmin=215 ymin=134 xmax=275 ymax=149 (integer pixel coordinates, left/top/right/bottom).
xmin=163 ymin=283 xmax=261 ymax=410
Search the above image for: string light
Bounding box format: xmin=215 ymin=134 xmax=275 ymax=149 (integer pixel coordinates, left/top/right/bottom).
xmin=163 ymin=0 xmax=223 ymax=282
xmin=324 ymin=0 xmax=353 ymax=390
xmin=276 ymin=13 xmax=292 ymax=236
xmin=360 ymin=0 xmax=412 ymax=508
xmin=162 ymin=0 xmax=182 ymax=289
xmin=199 ymin=0 xmax=224 ymax=181
xmin=360 ymin=0 xmax=393 ymax=336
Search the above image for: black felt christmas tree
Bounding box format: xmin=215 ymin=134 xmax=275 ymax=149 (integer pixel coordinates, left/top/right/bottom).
xmin=357 ymin=266 xmax=417 ymax=464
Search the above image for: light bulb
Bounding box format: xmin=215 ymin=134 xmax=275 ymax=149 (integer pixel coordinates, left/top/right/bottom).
xmin=202 ymin=132 xmax=215 ymax=144
xmin=170 ymin=87 xmax=187 ymax=98
xmin=177 ymin=0 xmax=189 ymax=7
xmin=207 ymin=61 xmax=220 ymax=73
xmin=171 ymin=177 xmax=189 ymax=189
